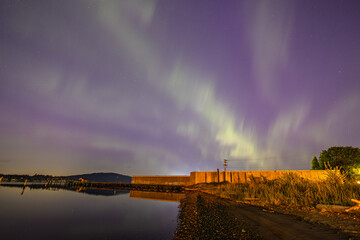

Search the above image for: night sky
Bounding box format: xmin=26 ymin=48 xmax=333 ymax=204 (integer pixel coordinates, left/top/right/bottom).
xmin=1 ymin=0 xmax=359 ymax=176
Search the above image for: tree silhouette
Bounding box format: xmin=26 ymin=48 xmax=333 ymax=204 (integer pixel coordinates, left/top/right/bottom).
xmin=311 ymin=156 xmax=320 ymax=170
xmin=318 ymin=146 xmax=360 ymax=170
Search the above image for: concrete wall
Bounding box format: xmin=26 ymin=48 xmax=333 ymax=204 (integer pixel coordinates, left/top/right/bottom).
xmin=132 ymin=170 xmax=328 ymax=185
xmin=190 ymin=170 xmax=329 ymax=184
xmin=131 ymin=175 xmax=190 ymax=185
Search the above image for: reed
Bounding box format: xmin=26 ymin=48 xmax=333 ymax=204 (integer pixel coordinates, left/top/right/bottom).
xmin=214 ymin=171 xmax=360 ymax=207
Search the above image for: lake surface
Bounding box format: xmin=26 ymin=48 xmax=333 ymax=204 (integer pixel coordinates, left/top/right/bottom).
xmin=0 ymin=186 xmax=183 ymax=240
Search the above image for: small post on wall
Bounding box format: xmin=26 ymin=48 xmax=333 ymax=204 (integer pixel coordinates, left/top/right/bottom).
xmin=217 ymin=168 xmax=220 ymax=183
xmin=224 ymin=159 xmax=228 ymax=182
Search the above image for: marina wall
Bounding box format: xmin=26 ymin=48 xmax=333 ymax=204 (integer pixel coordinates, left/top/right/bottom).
xmin=131 ymin=175 xmax=190 ymax=185
xmin=132 ymin=170 xmax=329 ymax=185
xmin=190 ymin=170 xmax=329 ymax=184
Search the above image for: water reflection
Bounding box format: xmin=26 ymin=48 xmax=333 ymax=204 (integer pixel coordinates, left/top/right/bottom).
xmin=0 ymin=185 xmax=179 ymax=240
xmin=130 ymin=190 xmax=185 ymax=202
xmin=76 ymin=188 xmax=130 ymax=196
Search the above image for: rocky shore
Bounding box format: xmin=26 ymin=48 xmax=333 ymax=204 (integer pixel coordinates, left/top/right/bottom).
xmin=174 ymin=191 xmax=356 ymax=240
xmin=174 ymin=191 xmax=261 ymax=239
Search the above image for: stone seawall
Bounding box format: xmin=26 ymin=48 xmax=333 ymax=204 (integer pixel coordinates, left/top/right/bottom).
xmin=131 ymin=175 xmax=190 ymax=185
xmin=190 ymin=170 xmax=329 ymax=184
xmin=132 ymin=170 xmax=328 ymax=185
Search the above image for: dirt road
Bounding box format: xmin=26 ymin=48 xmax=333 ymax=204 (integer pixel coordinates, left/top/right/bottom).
xmin=174 ymin=191 xmax=353 ymax=240
xmin=232 ymin=203 xmax=350 ymax=240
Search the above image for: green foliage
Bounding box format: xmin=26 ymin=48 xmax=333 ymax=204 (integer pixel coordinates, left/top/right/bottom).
xmin=311 ymin=156 xmax=320 ymax=170
xmin=318 ymin=146 xmax=360 ymax=171
xmin=348 ymin=163 xmax=360 ymax=180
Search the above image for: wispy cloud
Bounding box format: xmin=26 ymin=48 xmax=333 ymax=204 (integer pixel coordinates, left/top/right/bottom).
xmin=247 ymin=0 xmax=295 ymax=102
xmin=264 ymin=102 xmax=310 ymax=168
xmin=2 ymin=1 xmax=358 ymax=175
xmin=303 ymin=91 xmax=360 ymax=148
xmin=0 ymin=159 xmax=11 ymax=163
xmin=97 ymin=1 xmax=262 ymax=169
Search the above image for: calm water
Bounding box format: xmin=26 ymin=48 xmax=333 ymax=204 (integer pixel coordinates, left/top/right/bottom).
xmin=0 ymin=186 xmax=182 ymax=240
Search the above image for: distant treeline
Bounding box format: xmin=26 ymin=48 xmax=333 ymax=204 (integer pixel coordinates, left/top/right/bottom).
xmin=0 ymin=172 xmax=132 ymax=183
xmin=0 ymin=174 xmax=60 ymax=181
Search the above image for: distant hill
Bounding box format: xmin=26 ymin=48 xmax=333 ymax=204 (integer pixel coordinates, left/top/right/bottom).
xmin=66 ymin=172 xmax=132 ymax=183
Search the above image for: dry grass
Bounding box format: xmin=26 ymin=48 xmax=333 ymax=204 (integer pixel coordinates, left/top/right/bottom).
xmin=214 ymin=171 xmax=360 ymax=207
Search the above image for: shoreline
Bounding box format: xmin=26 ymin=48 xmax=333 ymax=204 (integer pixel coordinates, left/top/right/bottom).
xmin=175 ymin=189 xmax=359 ymax=239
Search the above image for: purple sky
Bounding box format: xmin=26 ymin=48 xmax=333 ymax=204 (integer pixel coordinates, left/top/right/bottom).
xmin=1 ymin=0 xmax=359 ymax=176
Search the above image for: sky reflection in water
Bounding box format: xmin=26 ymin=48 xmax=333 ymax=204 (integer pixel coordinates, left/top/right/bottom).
xmin=0 ymin=186 xmax=180 ymax=240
